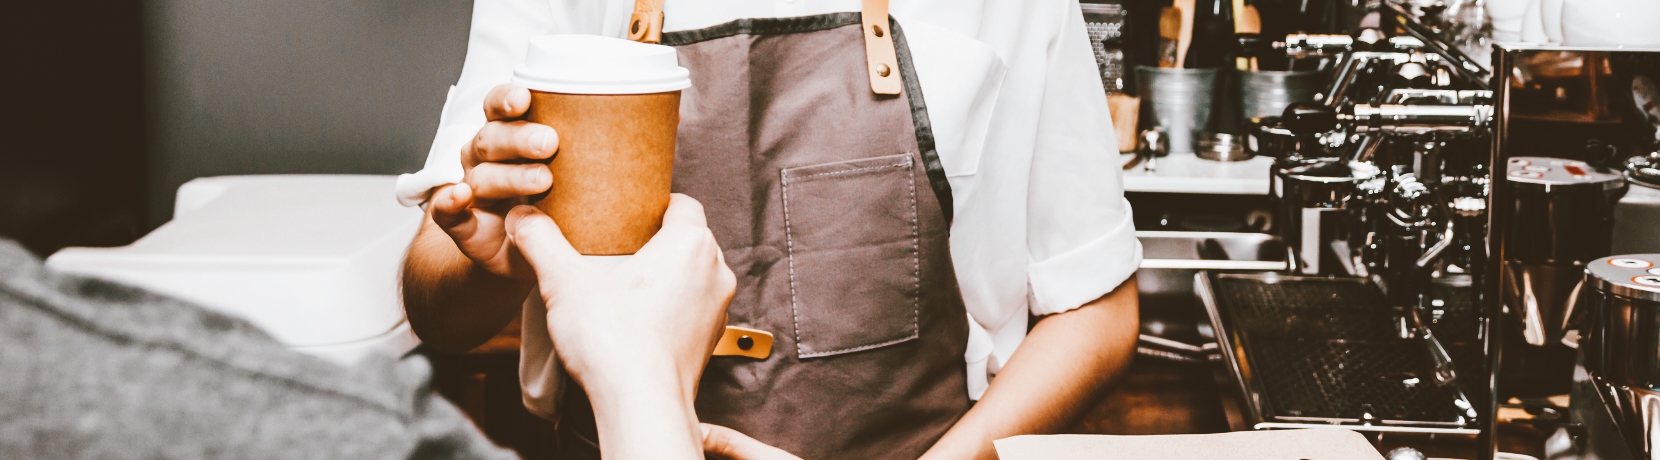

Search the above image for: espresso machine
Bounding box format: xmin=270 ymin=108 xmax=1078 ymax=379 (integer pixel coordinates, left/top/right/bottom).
xmin=1201 ymin=4 xmax=1660 ymax=457
xmin=1207 ymin=2 xmax=1499 ymax=445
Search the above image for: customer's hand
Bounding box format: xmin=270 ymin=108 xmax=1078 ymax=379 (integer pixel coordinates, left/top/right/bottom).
xmin=508 ymin=194 xmax=736 ymax=459
xmin=703 ymin=424 xmax=803 ymax=460
xmin=431 ymin=84 xmax=554 ymax=280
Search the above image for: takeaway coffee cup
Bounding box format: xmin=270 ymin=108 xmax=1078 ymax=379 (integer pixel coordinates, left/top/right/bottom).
xmin=512 ymin=35 xmax=691 ymax=255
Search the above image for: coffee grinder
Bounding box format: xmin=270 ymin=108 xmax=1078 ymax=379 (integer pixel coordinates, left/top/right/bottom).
xmin=1497 ymin=157 xmax=1628 ymax=397
xmin=1572 ymin=255 xmax=1660 ymax=460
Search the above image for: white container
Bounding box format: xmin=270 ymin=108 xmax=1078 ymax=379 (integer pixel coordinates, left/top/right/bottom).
xmin=1560 ymin=0 xmax=1660 ymax=46
xmin=46 ymin=175 xmax=423 ymax=366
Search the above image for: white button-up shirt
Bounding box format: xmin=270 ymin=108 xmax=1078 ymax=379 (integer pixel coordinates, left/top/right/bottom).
xmin=394 ymin=0 xmax=1142 ymax=412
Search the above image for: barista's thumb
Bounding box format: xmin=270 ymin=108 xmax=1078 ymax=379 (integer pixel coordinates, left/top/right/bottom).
xmin=507 ymin=205 xmax=582 ymax=279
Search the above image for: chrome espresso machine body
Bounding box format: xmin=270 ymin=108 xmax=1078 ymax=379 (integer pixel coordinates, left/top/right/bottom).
xmin=1202 ymin=6 xmax=1660 ymax=457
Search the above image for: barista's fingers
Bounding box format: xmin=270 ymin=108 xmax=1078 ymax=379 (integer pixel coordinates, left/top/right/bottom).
xmin=701 ymin=424 xmax=802 ymax=460
xmin=506 ymin=206 xmax=583 ymax=279
xmin=482 ymin=84 xmax=532 ymax=121
xmin=465 ymin=163 xmax=552 ymax=200
xmin=465 ymin=121 xmax=559 ymax=166
xmin=431 ymin=184 xmax=508 ymax=266
xmin=430 ymin=183 xmax=476 ymax=230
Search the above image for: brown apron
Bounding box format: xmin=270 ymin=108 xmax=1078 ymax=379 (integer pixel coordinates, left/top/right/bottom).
xmin=556 ymin=13 xmax=970 ymax=459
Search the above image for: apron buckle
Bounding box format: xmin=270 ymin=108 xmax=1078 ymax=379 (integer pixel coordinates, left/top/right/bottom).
xmin=712 ymin=326 xmax=773 ymax=359
xmin=627 ymin=0 xmax=665 ymax=44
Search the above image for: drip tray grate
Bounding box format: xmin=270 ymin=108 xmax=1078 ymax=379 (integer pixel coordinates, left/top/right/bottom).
xmin=1206 ymin=274 xmax=1476 ymax=427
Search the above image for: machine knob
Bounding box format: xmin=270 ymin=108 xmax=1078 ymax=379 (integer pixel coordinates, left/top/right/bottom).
xmin=1352 ymin=28 xmax=1388 ymax=52
xmin=1281 ymin=102 xmax=1338 ymax=136
xmin=1392 ymin=62 xmax=1436 ymax=89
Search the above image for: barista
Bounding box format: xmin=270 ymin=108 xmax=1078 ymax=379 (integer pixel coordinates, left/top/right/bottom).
xmin=398 ymin=0 xmax=1143 ymax=458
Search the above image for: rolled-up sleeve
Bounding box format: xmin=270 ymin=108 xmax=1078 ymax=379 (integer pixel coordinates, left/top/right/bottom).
xmin=1023 ymin=4 xmax=1141 ymax=316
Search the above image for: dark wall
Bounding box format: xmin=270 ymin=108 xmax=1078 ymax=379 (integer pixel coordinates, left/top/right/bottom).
xmin=3 ymin=0 xmax=474 ymax=255
xmin=143 ymin=0 xmax=473 ymax=226
xmin=3 ymin=2 xmax=147 ymax=256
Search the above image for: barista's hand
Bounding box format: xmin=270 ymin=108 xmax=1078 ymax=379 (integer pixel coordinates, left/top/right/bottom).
xmin=702 ymin=424 xmax=803 ymax=460
xmin=431 ymin=84 xmax=555 ymax=280
xmin=510 ymin=195 xmax=736 ymax=459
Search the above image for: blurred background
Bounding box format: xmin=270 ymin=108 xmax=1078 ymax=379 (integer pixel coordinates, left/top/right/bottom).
xmin=5 ymin=3 xmax=146 ymax=256
xmin=2 ymin=0 xmax=471 ymax=256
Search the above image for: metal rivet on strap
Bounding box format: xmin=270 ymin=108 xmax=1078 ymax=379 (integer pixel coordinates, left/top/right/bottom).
xmin=872 ymin=25 xmax=885 ymax=38
xmin=876 ymin=63 xmax=891 ymax=77
xmin=737 ymin=335 xmax=754 ymax=350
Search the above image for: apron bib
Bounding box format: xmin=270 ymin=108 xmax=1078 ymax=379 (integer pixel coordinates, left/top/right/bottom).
xmin=557 ymin=14 xmax=970 ymax=459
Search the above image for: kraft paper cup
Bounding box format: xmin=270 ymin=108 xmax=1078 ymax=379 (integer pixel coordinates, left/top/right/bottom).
xmin=513 ymin=35 xmax=691 ymax=255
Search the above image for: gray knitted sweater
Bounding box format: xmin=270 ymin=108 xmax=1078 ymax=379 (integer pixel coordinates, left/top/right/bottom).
xmin=0 ymin=240 xmax=517 ymax=460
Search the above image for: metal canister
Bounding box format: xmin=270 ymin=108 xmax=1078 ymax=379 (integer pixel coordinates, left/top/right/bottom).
xmin=1239 ymin=70 xmax=1323 ymax=123
xmin=1578 ymin=255 xmax=1660 ymax=460
xmin=1498 ymin=156 xmax=1628 ymax=396
xmin=1137 ymin=66 xmax=1220 ymax=154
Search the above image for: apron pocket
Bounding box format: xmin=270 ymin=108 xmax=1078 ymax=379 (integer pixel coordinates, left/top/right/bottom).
xmin=780 ymin=153 xmax=922 ymax=358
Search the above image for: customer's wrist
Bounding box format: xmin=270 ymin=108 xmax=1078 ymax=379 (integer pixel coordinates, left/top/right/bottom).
xmin=586 ymin=361 xmax=702 ymax=459
xmin=581 ymin=352 xmax=680 ymax=394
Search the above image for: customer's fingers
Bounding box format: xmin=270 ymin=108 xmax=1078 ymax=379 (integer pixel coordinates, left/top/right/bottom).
xmin=507 ymin=205 xmax=583 ymax=281
xmin=464 ymin=120 xmax=558 ymax=166
xmin=702 ymin=424 xmax=801 ymax=460
xmin=465 ymin=163 xmax=552 ymax=200
xmin=483 ymin=84 xmax=532 ymax=121
xmin=670 ymin=194 xmax=731 ymax=284
xmin=430 ymin=183 xmax=476 ymax=231
xmin=638 ymin=201 xmax=722 ymax=271
xmin=641 ymin=195 xmax=713 ymax=252
xmin=643 ymin=195 xmax=732 ymax=300
xmin=660 ymin=193 xmax=709 ymax=229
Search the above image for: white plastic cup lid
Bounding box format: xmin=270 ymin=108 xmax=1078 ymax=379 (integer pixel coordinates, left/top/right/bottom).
xmin=512 ymin=35 xmax=691 ymax=95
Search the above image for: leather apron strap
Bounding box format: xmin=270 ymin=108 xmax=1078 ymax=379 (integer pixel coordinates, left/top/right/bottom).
xmin=628 ymin=0 xmax=900 ymax=95
xmin=859 ymin=0 xmax=901 ymax=95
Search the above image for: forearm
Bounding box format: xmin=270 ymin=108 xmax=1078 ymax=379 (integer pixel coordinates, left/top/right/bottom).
xmin=401 ymin=209 xmax=534 ymax=353
xmin=922 ymin=276 xmax=1140 ymax=460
